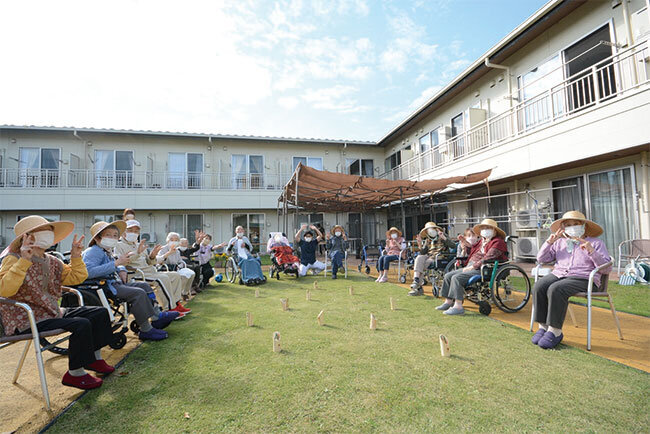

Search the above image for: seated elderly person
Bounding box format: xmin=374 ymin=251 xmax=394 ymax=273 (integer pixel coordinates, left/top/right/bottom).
xmin=178 ymin=234 xmax=202 ymax=292
xmin=531 ymin=211 xmax=612 ymax=349
xmin=196 ymin=233 xmax=217 ymax=287
xmin=82 ymin=221 xmax=178 ymax=341
xmin=376 ymin=227 xmax=406 ymax=283
xmin=294 ymin=224 xmax=325 ymax=276
xmin=115 ymin=219 xmax=190 ymax=315
xmin=409 ymin=222 xmax=456 ymax=295
xmin=436 ymin=219 xmax=508 ymax=315
xmin=225 ymin=226 xmax=265 ymax=284
xmin=0 ymin=216 xmax=114 ymax=390
xmin=325 ymin=225 xmax=348 ymax=279
xmin=157 ymin=232 xmax=196 ymax=299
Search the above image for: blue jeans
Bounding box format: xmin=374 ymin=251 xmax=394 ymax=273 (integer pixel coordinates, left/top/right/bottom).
xmin=377 ymin=254 xmax=399 ymax=271
xmin=330 ymin=250 xmax=344 ymax=275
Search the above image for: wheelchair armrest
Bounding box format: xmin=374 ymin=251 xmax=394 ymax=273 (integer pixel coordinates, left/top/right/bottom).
xmin=61 ymin=287 xmax=85 ymax=307
xmin=0 ymin=297 xmax=41 ymax=337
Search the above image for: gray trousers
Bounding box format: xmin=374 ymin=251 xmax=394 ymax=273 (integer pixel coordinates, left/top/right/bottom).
xmin=113 ymin=281 xmax=157 ymax=328
xmin=441 ymin=269 xmax=480 ymax=301
xmin=533 ymin=274 xmax=591 ymax=329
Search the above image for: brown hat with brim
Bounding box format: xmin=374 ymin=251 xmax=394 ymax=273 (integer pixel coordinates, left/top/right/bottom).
xmin=386 ymin=227 xmax=402 ymax=238
xmin=472 ymin=219 xmax=506 ymax=239
xmin=550 ymin=210 xmax=603 ymax=237
xmin=330 ymin=225 xmax=345 ymax=235
xmin=9 ymin=215 xmax=74 ymax=251
xmin=89 ymin=220 xmax=127 ymax=246
xmin=419 ymin=222 xmax=443 ymax=239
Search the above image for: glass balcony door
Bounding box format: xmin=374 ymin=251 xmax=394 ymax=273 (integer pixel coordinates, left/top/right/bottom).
xmin=19 ymin=147 xmax=60 ymax=187
xmin=168 ymin=152 xmax=203 ymax=189
xmin=95 ymin=150 xmax=133 ymax=188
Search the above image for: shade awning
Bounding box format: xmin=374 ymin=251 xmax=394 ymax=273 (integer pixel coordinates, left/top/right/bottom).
xmin=280 ymin=164 xmax=492 ymax=212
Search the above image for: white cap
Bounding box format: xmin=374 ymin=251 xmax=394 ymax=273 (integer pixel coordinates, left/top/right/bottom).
xmin=125 ymin=219 xmax=141 ymax=229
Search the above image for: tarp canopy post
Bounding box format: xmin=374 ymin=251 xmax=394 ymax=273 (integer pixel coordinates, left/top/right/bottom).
xmin=399 ymin=187 xmax=406 ymax=236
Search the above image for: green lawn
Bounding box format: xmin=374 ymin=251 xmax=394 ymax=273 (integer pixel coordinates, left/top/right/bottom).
xmin=570 ymin=281 xmax=650 ymax=317
xmin=49 ymin=273 xmax=649 ymax=433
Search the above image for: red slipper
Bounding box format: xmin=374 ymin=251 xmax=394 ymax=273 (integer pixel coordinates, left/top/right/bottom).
xmin=85 ymin=359 xmax=115 ymax=374
xmin=62 ymin=372 xmax=103 ymax=390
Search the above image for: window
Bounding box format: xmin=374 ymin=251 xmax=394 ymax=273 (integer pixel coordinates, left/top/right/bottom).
xmin=17 ymin=214 xmax=60 ymax=222
xmin=232 ymin=154 xmax=264 ymax=189
xmin=94 ymin=150 xmax=134 ymax=188
xmin=518 ymin=55 xmax=564 ymax=130
xmin=384 ymin=152 xmax=402 ymax=175
xmin=346 ymin=158 xmax=373 ymax=176
xmin=552 ymin=177 xmax=586 ymax=216
xmin=298 ymin=213 xmax=324 ymax=228
xmin=19 ymin=147 xmax=60 ymax=187
xmin=168 ymin=152 xmax=203 ymax=189
xmin=418 ymin=134 xmax=430 ymax=153
xmin=232 ymin=213 xmax=265 ymax=253
xmin=93 ymin=214 xmax=122 ymax=224
xmin=451 ymin=113 xmax=464 ymax=158
xmin=293 ymin=157 xmax=323 ymax=170
xmin=168 ymin=214 xmax=204 ymax=244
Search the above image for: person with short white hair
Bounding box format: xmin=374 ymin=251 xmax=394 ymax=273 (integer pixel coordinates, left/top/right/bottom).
xmin=157 ymin=232 xmax=196 ymax=299
xmin=295 ymin=224 xmax=326 ymax=276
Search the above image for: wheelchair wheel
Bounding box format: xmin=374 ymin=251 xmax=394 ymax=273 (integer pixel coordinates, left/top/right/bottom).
xmin=225 ymin=258 xmax=237 ymax=283
xmin=130 ymin=321 xmax=140 ymax=334
xmin=399 ymin=274 xmax=406 ymax=284
xmin=109 ymin=332 xmax=127 ymax=350
xmin=365 ymin=266 xmax=371 ymax=274
xmin=491 ymin=264 xmax=531 ymax=313
xmin=478 ymin=300 xmax=492 ymax=316
xmin=40 ymin=337 xmax=69 ymax=356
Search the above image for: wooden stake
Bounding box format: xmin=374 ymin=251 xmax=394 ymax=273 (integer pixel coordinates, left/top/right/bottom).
xmin=254 ymin=288 xmax=259 ymax=298
xmin=272 ymin=332 xmax=281 ymax=353
xmin=306 ymin=289 xmax=311 ymax=301
xmin=281 ymin=298 xmax=289 ymax=311
xmin=369 ymin=313 xmax=377 ymax=330
xmin=390 ymin=297 xmax=395 ymax=311
xmin=349 ymin=286 xmax=354 ymax=296
xmin=246 ymin=312 xmax=253 ymax=327
xmin=317 ymin=310 xmax=324 ymax=326
xmin=439 ymin=334 xmax=450 ymax=357
xmin=313 ymin=281 xmax=318 ymax=290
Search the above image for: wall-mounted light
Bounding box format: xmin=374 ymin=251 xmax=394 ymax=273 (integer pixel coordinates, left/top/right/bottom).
xmin=207 ymin=145 xmax=212 ymax=151
xmin=223 ymin=146 xmax=228 ymax=151
xmin=474 ymin=90 xmax=480 ymax=97
xmin=205 ymin=163 xmax=211 ymax=168
xmin=10 ymin=138 xmax=16 ymax=144
xmin=86 ymin=141 xmax=93 ymax=146
xmin=325 ymin=150 xmax=329 ymax=155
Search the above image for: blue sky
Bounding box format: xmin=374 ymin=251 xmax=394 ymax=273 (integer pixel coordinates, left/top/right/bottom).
xmin=0 ymin=0 xmax=548 ymax=141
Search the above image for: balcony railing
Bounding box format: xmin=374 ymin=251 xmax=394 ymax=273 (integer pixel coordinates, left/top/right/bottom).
xmin=0 ymin=169 xmax=292 ymax=191
xmin=380 ymin=40 xmax=650 ymax=181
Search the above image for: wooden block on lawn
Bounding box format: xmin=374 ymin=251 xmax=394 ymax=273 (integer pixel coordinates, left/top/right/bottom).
xmin=317 ymin=310 xmax=324 ymax=326
xmin=246 ymin=312 xmax=253 ymax=327
xmin=306 ymin=289 xmax=311 ymax=301
xmin=313 ymin=281 xmax=318 ymax=290
xmin=273 ymin=332 xmax=281 ymax=353
xmin=369 ymin=313 xmax=377 ymax=330
xmin=349 ymin=286 xmax=353 ymax=295
xmin=281 ymin=298 xmax=289 ymax=311
xmin=390 ymin=297 xmax=395 ymax=311
xmin=439 ymin=334 xmax=450 ymax=357
xmin=255 ymin=288 xmax=259 ymax=298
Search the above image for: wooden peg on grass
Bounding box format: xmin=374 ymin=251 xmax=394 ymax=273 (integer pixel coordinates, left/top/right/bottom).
xmin=272 ymin=332 xmax=282 ymax=353
xmin=306 ymin=289 xmax=311 ymax=301
xmin=317 ymin=310 xmax=324 ymax=326
xmin=313 ymin=281 xmax=318 ymax=290
xmin=255 ymin=288 xmax=260 ymax=298
xmin=439 ymin=334 xmax=450 ymax=357
xmin=246 ymin=312 xmax=253 ymax=327
xmin=369 ymin=313 xmax=377 ymax=330
xmin=349 ymin=286 xmax=354 ymax=296
xmin=281 ymin=298 xmax=289 ymax=311
xmin=390 ymin=297 xmax=396 ymax=311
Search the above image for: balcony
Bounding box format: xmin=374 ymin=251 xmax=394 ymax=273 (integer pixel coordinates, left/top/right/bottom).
xmin=0 ymin=169 xmax=292 ymax=191
xmin=380 ymin=40 xmax=650 ymax=181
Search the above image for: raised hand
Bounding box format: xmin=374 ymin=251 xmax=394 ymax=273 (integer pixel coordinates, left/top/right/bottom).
xmin=150 ymin=244 xmax=163 ymax=257
xmin=169 ymin=243 xmax=177 ymax=253
xmin=115 ymin=252 xmax=133 ymax=266
xmin=70 ymin=234 xmax=85 ymax=258
xmin=576 ymin=237 xmax=594 ymax=254
xmin=547 ymin=228 xmax=564 ymax=245
xmin=137 ymin=239 xmax=147 ymax=254
xmin=437 ymin=228 xmax=446 ymax=240
xmin=19 ymin=234 xmax=35 ymax=260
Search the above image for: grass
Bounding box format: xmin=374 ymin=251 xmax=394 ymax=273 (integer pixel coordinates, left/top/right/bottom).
xmin=49 ymin=273 xmax=649 ymax=433
xmin=570 ymin=281 xmax=650 ymax=317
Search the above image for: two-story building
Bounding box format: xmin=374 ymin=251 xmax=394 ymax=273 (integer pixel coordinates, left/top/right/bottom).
xmin=1 ymin=0 xmax=649 ymax=261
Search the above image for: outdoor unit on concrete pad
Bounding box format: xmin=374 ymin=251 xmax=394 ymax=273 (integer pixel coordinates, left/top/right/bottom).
xmin=515 ymin=209 xmax=540 ymax=229
xmin=516 ymin=237 xmax=539 ymax=259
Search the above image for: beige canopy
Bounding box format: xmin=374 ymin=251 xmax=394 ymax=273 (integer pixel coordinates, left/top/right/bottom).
xmin=279 ymin=163 xmax=492 ymax=212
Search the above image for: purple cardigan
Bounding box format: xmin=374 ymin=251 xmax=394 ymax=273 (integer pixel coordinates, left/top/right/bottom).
xmin=537 ymin=237 xmax=612 ymax=288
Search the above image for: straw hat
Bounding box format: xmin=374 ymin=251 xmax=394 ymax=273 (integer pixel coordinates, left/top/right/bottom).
xmin=89 ymin=220 xmax=127 ymax=246
xmin=386 ymin=227 xmax=402 ymax=238
xmin=330 ymin=225 xmax=345 ymax=235
xmin=472 ymin=219 xmax=506 ymax=239
xmin=9 ymin=215 xmax=74 ymax=250
xmin=419 ymin=222 xmax=442 ymax=239
xmin=550 ymin=210 xmax=603 ymax=237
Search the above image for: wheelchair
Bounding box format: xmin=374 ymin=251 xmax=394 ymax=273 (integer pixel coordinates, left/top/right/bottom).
xmin=358 ymin=243 xmax=382 ymax=274
xmin=224 ymin=249 xmax=267 ymax=285
xmin=422 ymin=251 xmax=458 ymax=297
xmin=463 ymin=260 xmax=532 ymax=316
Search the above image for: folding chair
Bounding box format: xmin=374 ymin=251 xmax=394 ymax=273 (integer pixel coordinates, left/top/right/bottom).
xmin=617 ymin=239 xmax=650 ymax=273
xmin=0 ymin=287 xmax=84 ymax=411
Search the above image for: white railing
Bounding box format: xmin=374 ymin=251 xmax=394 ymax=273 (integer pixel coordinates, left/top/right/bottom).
xmin=380 ymin=40 xmax=650 ymax=180
xmin=0 ymin=169 xmax=291 ymax=191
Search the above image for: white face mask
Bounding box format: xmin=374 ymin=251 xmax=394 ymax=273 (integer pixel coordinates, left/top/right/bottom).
xmin=236 ymin=232 xmax=244 ymax=238
xmin=304 ymin=237 xmax=313 ymax=242
xmin=390 ymin=233 xmax=398 ymax=239
xmin=564 ymin=224 xmax=585 ymax=239
xmin=169 ymin=241 xmax=180 ymax=248
xmin=427 ymin=228 xmax=438 ymax=238
xmin=32 ymin=230 xmax=55 ymax=249
xmin=335 ymin=231 xmax=342 ymax=237
xmin=178 ymin=246 xmax=188 ymax=251
xmin=466 ymin=236 xmax=478 ymax=245
xmin=480 ymin=228 xmax=494 ymax=239
xmin=124 ymin=214 xmax=135 ymax=220
xmin=125 ymin=232 xmax=139 ymax=243
xmin=100 ymin=237 xmax=118 ymax=249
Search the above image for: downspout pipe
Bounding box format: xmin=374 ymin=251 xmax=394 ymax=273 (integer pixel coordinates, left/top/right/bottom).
xmin=621 ymin=0 xmax=634 ymax=47
xmin=484 ymin=57 xmax=514 ymax=135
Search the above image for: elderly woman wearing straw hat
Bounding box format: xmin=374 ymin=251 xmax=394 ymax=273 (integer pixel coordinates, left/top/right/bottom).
xmin=82 ymin=221 xmax=180 ymax=341
xmin=436 ymin=219 xmax=509 ymax=315
xmin=531 ymin=211 xmax=612 ymax=349
xmin=376 ymin=227 xmax=406 ymax=283
xmin=0 ymin=216 xmax=116 ymax=390
xmin=326 ymin=225 xmax=348 ymax=279
xmin=409 ymin=222 xmax=456 ymax=295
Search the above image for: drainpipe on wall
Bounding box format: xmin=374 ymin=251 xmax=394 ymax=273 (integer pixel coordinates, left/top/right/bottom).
xmin=484 ymin=58 xmax=514 ymax=135
xmin=642 ymin=151 xmax=649 ymax=218
xmin=621 ymin=0 xmax=634 ymax=47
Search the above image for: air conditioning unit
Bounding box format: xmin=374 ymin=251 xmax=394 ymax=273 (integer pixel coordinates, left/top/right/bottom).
xmin=140 ymin=233 xmax=156 ymax=243
xmin=515 ymin=209 xmax=541 ymax=229
xmin=516 ymin=237 xmax=539 ymax=258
